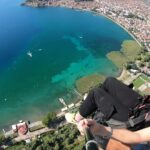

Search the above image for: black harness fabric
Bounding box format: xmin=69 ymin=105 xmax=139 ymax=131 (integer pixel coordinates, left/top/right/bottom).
xmin=93 ymin=95 xmax=150 ymax=130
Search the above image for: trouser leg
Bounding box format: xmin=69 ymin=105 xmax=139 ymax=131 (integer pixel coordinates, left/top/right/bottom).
xmin=101 ymin=77 xmax=140 ymax=108
xmin=79 ymin=89 xmax=97 ymax=118
xmin=79 ymin=87 xmax=129 ymax=121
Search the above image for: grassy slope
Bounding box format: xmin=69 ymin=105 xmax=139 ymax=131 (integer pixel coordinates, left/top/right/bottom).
xmin=107 ymin=51 xmax=127 ymax=68
xmin=107 ymin=40 xmax=141 ymax=68
xmin=121 ymin=40 xmax=141 ymax=61
xmin=133 ymin=74 xmax=150 ymax=89
xmin=133 ymin=78 xmax=145 ymax=88
xmin=75 ymin=74 xmax=106 ymax=93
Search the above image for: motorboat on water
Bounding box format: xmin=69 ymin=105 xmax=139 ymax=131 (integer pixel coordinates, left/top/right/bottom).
xmin=38 ymin=49 xmax=42 ymax=51
xmin=27 ymin=51 xmax=32 ymax=57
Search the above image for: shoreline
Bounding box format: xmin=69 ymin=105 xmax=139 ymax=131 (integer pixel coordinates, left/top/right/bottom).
xmin=66 ymin=6 xmax=142 ymax=46
xmin=97 ymin=13 xmax=142 ymax=47
xmin=23 ymin=1 xmax=145 ymax=48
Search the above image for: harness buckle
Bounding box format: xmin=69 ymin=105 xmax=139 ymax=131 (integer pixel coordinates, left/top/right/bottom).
xmin=128 ymin=118 xmax=134 ymax=127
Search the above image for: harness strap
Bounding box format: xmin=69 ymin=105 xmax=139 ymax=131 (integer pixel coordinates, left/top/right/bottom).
xmin=126 ymin=113 xmax=146 ymax=128
xmin=107 ymin=113 xmax=147 ymax=129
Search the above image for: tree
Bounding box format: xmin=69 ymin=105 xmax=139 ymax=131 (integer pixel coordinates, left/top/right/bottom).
xmin=36 ymin=145 xmax=43 ymax=150
xmin=6 ymin=124 xmax=83 ymax=150
xmin=138 ymin=61 xmax=145 ymax=67
xmin=136 ymin=55 xmax=142 ymax=60
xmin=127 ymin=13 xmax=135 ymax=18
xmin=125 ymin=63 xmax=131 ymax=70
xmin=0 ymin=132 xmax=5 ymax=145
xmin=42 ymin=143 xmax=51 ymax=150
xmin=125 ymin=61 xmax=135 ymax=70
xmin=143 ymin=55 xmax=150 ymax=62
xmin=54 ymin=142 xmax=60 ymax=150
xmin=42 ymin=112 xmax=57 ymax=127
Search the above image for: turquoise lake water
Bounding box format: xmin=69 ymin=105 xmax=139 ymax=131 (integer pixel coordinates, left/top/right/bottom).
xmin=0 ymin=0 xmax=133 ymax=128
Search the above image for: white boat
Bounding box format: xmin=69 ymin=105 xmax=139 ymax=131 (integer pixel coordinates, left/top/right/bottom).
xmin=27 ymin=51 xmax=32 ymax=57
xmin=79 ymin=36 xmax=83 ymax=39
xmin=59 ymin=98 xmax=68 ymax=107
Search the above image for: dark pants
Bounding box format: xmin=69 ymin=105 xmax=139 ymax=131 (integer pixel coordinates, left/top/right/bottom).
xmin=79 ymin=77 xmax=140 ymax=121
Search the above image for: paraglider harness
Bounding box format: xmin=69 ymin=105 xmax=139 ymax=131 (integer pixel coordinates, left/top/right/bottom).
xmin=65 ymin=95 xmax=150 ymax=150
xmin=94 ymin=95 xmax=150 ymax=130
xmin=127 ymin=95 xmax=150 ymax=129
xmin=82 ymin=95 xmax=150 ymax=150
